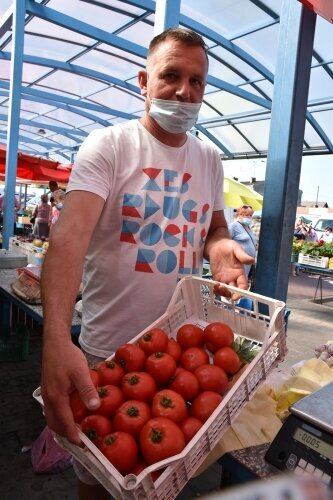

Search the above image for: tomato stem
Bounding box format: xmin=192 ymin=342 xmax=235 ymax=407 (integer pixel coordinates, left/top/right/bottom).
xmin=105 ymin=361 xmax=116 ymax=369
xmin=128 ymin=375 xmax=139 ymax=385
xmin=151 ymin=429 xmax=163 ymax=443
xmin=127 ymin=406 xmax=139 ymax=417
xmin=160 ymin=396 xmax=174 ymax=408
xmin=143 ymin=333 xmax=152 ymax=341
xmin=154 ymin=352 xmax=164 ymax=358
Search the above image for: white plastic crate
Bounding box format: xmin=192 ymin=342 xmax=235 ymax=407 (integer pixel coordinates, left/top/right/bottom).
xmin=33 ymin=276 xmax=287 ymax=500
xmin=298 ymin=253 xmax=329 ymax=268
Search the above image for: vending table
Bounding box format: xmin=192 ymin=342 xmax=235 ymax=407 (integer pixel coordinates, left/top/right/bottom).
xmin=0 ymin=268 xmax=81 ymax=335
xmin=298 ymin=264 xmax=333 ymax=304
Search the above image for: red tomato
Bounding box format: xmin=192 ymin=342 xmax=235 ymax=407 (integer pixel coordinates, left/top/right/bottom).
xmin=115 ymin=344 xmax=146 ymax=373
xmin=138 ymin=328 xmax=169 ymax=355
xmin=69 ymin=390 xmax=88 ymax=423
xmin=213 ymin=347 xmax=241 ymax=375
xmin=89 ymin=368 xmax=100 ymax=387
xmin=176 ymin=324 xmax=205 ymax=349
xmin=194 ymin=364 xmax=229 ymax=395
xmin=190 ymin=391 xmax=223 ymax=422
xmin=95 ymin=385 xmax=124 ymax=417
xmin=180 ymin=347 xmax=209 ymax=372
xmin=80 ymin=414 xmax=113 ymax=448
xmin=100 ymin=431 xmax=138 ymax=474
xmin=179 ymin=417 xmax=203 ymax=444
xmin=168 ymin=369 xmax=199 ymax=401
xmin=166 ymin=338 xmax=183 ymax=363
xmin=113 ymin=400 xmax=151 ymax=438
xmin=152 ymin=389 xmax=187 ymax=423
xmin=96 ymin=360 xmax=124 ymax=386
xmin=203 ymin=322 xmax=234 ymax=352
xmin=121 ymin=372 xmax=157 ymax=402
xmin=140 ymin=417 xmax=186 ymax=465
xmin=145 ymin=352 xmax=176 ymax=385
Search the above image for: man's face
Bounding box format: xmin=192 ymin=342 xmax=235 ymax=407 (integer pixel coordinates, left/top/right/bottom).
xmin=139 ymin=39 xmax=208 ymax=109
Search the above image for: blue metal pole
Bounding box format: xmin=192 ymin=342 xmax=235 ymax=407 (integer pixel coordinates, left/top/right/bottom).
xmin=2 ymin=0 xmax=25 ymax=249
xmin=154 ymin=0 xmax=181 ymax=35
xmin=254 ymin=0 xmax=316 ymax=302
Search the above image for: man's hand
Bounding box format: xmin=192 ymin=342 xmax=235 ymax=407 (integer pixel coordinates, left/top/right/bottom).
xmin=41 ymin=339 xmax=100 ymax=445
xmin=208 ymin=238 xmax=255 ymax=299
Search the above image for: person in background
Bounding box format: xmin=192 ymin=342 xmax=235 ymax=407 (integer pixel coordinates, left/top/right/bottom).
xmin=294 ymin=216 xmax=307 ymax=240
xmin=32 ymin=194 xmax=51 ymax=239
xmin=48 ymin=191 xmax=66 ymax=231
xmin=251 ymin=212 xmax=261 ymax=243
xmin=48 ymin=180 xmax=65 ymax=205
xmin=304 ymin=223 xmax=318 ymax=242
xmin=320 ymin=226 xmax=333 ymax=243
xmin=229 ymin=205 xmax=257 ymax=279
xmin=0 ymin=190 xmax=20 ymax=233
xmin=41 ymin=28 xmax=254 ymax=500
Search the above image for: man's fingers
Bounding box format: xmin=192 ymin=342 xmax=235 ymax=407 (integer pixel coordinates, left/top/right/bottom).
xmin=75 ymin=375 xmax=100 ymax=411
xmin=44 ymin=397 xmax=82 ymax=445
xmin=233 ymin=245 xmax=255 ymax=264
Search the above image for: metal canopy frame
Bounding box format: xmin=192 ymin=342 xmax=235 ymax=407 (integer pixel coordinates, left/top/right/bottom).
xmin=0 ymin=0 xmax=332 ymax=301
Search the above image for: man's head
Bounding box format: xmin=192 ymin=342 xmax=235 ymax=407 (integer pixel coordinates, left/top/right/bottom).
xmin=41 ymin=194 xmax=48 ymax=203
xmin=49 ymin=181 xmax=59 ymax=192
xmin=325 ymin=226 xmax=332 ymax=233
xmin=139 ymin=27 xmax=208 ymax=109
xmin=147 ymin=28 xmax=208 ymax=67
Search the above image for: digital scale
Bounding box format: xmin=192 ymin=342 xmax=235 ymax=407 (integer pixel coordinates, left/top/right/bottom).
xmin=265 ymin=382 xmax=333 ymax=489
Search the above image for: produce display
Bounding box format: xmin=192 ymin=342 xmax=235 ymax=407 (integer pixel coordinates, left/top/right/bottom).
xmin=72 ymin=321 xmax=257 ymax=479
xmin=314 ymin=341 xmax=333 ymax=367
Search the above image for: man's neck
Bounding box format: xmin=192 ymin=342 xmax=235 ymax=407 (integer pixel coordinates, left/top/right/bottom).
xmin=139 ymin=115 xmax=187 ymax=148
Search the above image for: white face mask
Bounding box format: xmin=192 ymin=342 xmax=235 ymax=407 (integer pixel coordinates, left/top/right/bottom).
xmin=148 ymin=97 xmax=201 ymax=134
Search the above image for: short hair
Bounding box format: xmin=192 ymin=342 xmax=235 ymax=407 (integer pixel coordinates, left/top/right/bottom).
xmin=147 ymin=27 xmax=208 ymax=65
xmin=41 ymin=194 xmax=48 ymax=203
xmin=49 ymin=180 xmax=58 ymax=190
xmin=325 ymin=226 xmax=332 ymax=232
xmin=236 ymin=205 xmax=254 ymax=217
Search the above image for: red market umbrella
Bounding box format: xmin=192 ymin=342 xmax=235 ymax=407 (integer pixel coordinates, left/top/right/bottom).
xmin=0 ymin=144 xmax=72 ymax=184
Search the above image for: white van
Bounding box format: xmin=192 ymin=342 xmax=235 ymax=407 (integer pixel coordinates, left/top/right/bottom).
xmin=313 ymin=216 xmax=333 ymax=238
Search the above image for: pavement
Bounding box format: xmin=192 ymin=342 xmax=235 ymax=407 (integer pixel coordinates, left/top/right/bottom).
xmin=0 ymin=271 xmax=332 ymax=500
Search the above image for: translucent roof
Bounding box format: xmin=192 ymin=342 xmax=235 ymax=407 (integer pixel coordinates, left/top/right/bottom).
xmin=0 ymin=0 xmax=332 ymax=163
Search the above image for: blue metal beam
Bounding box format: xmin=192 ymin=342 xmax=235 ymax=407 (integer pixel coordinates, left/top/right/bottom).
xmin=0 ymin=112 xmax=88 ymax=140
xmin=154 ymin=0 xmax=181 ymax=35
xmin=306 ymin=111 xmax=333 ymax=153
xmin=0 ymin=87 xmax=112 ymax=127
xmin=254 ymin=1 xmax=316 ymax=302
xmin=25 ymin=0 xmax=147 ymax=58
xmin=0 ymin=80 xmax=139 ymax=120
xmin=207 ymin=76 xmax=271 ymax=110
xmin=0 ymin=51 xmax=141 ymax=95
xmin=0 ymin=131 xmax=77 ymax=150
xmin=2 ymin=0 xmax=25 ymax=250
xmin=195 ymin=124 xmax=233 ymax=158
xmin=0 ymin=5 xmax=14 ymax=39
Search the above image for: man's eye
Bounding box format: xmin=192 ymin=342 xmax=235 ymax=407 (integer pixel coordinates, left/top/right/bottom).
xmin=192 ymin=78 xmax=203 ymax=87
xmin=164 ymin=73 xmax=177 ymax=80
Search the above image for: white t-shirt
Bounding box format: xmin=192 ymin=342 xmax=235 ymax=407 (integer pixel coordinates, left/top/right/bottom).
xmin=67 ymin=120 xmax=224 ymax=357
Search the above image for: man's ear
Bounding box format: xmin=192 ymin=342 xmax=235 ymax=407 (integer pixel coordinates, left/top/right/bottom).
xmin=138 ymin=70 xmax=148 ymax=96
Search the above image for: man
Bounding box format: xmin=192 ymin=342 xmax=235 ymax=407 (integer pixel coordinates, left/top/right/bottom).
xmin=41 ymin=28 xmax=254 ymax=499
xmin=48 ymin=180 xmax=65 ymax=205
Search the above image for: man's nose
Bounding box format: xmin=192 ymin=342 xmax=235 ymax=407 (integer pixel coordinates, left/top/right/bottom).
xmin=175 ymin=80 xmax=190 ymax=101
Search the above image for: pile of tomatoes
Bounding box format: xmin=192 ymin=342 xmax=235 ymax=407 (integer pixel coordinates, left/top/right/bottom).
xmin=70 ymin=321 xmax=242 ymax=478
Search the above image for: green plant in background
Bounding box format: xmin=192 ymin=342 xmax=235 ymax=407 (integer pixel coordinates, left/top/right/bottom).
xmin=299 ymin=241 xmax=333 ymax=258
xmin=292 ymin=237 xmax=303 ymax=255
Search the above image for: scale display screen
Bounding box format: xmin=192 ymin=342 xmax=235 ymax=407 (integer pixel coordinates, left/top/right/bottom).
xmin=293 ymin=427 xmax=333 ymax=461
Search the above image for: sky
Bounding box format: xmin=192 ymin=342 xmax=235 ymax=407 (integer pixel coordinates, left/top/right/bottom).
xmin=222 ymin=154 xmax=333 ymax=208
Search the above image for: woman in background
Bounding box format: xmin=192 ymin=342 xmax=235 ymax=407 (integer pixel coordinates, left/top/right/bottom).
xmin=229 ymin=205 xmax=257 ymax=279
xmin=32 ymin=194 xmax=51 ymax=238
